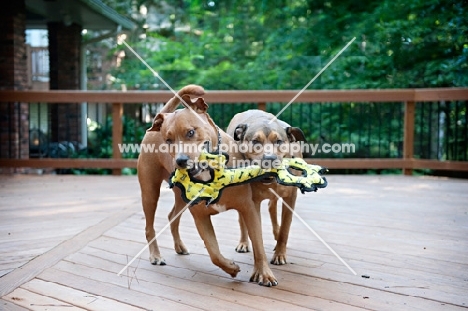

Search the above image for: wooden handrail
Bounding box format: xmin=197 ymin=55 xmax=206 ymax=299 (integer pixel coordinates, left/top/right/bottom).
xmin=1 ymin=158 xmax=467 ymax=171
xmin=0 ymin=88 xmax=467 ymax=173
xmin=1 ymin=88 xmax=467 ymax=103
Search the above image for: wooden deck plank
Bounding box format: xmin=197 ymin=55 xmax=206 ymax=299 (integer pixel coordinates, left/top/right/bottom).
xmin=50 ymin=260 xmax=275 ymax=311
xmin=1 ymin=175 xmax=467 ymax=310
xmin=0 ymin=298 xmax=30 ymax=311
xmin=3 ymin=287 xmax=87 ymax=311
xmin=0 ymin=175 xmax=145 ymax=281
xmin=84 ymin=235 xmax=467 ymax=310
xmin=65 ymin=240 xmax=467 ymax=311
xmin=100 ymin=199 xmax=464 ymax=288
xmin=109 ymin=210 xmax=468 ymax=266
xmin=0 ymin=205 xmax=138 ymax=297
xmin=22 ymin=279 xmax=145 ymax=311
xmin=55 ymin=258 xmax=308 ymax=311
xmin=37 ymin=268 xmax=203 ymax=311
xmin=88 ymin=173 xmax=468 ymax=309
xmin=56 ymin=252 xmax=364 ymax=311
xmin=76 ymin=243 xmax=368 ymax=309
xmin=0 ymin=175 xmax=148 ymax=297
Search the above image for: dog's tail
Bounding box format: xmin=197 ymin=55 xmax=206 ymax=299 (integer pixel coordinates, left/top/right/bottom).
xmin=160 ymin=84 xmax=205 ymax=113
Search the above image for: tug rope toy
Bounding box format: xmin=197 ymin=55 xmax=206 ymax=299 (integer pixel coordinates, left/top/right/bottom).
xmin=169 ymin=151 xmax=328 ymax=205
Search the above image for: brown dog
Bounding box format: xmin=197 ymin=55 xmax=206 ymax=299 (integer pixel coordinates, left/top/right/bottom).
xmin=138 ymin=86 xmax=278 ymax=286
xmin=227 ymin=109 xmax=305 ymax=265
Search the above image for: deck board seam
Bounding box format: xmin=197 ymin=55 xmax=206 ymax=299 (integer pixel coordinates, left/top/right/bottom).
xmin=14 ymin=286 xmax=77 ymax=309
xmin=0 ymin=199 xmax=141 ymax=298
xmin=339 ymin=281 xmax=468 ymax=309
xmin=36 ymin=268 xmax=205 ymax=311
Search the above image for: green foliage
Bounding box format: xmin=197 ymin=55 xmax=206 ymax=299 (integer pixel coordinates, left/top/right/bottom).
xmin=109 ymin=0 xmax=467 ymax=90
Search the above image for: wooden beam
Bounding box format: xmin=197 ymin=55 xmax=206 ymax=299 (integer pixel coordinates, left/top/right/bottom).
xmin=1 ymin=88 xmax=467 ymax=104
xmin=305 ymin=158 xmax=412 ymax=170
xmin=112 ymin=103 xmax=123 ymax=175
xmin=0 ymin=158 xmax=137 ymax=169
xmin=403 ymin=101 xmax=415 ymax=175
xmin=205 ymin=89 xmax=417 ymax=103
xmin=410 ymin=159 xmax=468 ymax=171
xmin=1 ymin=158 xmax=467 ymax=171
xmin=414 ymin=88 xmax=468 ymax=101
xmin=304 ymin=158 xmax=468 ymax=171
xmin=0 ymin=90 xmax=174 ymax=103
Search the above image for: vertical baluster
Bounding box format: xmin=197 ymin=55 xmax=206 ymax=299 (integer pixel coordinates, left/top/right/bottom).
xmin=403 ymin=101 xmax=415 ymax=175
xmin=112 ymin=102 xmax=123 ymax=175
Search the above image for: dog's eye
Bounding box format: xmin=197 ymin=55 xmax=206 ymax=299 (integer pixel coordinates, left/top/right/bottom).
xmin=166 ymin=139 xmax=173 ymax=145
xmin=187 ymin=129 xmax=195 ymax=138
xmin=252 ymin=140 xmax=262 ymax=145
xmin=275 ymin=140 xmax=284 ymax=145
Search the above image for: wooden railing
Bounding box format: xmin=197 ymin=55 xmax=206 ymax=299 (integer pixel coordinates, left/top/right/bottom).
xmin=1 ymin=88 xmax=468 ymax=175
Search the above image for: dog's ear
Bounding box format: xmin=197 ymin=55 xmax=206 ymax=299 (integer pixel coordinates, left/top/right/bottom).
xmin=234 ymin=124 xmax=248 ymax=141
xmin=181 ymin=95 xmax=209 ymax=113
xmin=147 ymin=113 xmax=165 ymax=132
xmin=192 ymin=97 xmax=209 ymax=113
xmin=285 ymin=127 xmax=306 ymax=142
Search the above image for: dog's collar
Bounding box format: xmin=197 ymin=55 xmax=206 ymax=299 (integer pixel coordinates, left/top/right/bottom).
xmin=205 ymin=126 xmax=222 ymax=154
xmin=214 ymin=126 xmax=222 ymax=153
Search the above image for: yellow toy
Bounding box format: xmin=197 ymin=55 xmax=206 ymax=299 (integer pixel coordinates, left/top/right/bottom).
xmin=169 ymin=151 xmax=328 ymax=205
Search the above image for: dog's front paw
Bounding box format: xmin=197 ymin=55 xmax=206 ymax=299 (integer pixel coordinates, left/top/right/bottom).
xmin=235 ymin=242 xmax=250 ymax=253
xmin=249 ymin=266 xmax=278 ymax=287
xmin=149 ymin=254 xmax=166 ymax=266
xmin=174 ymin=241 xmax=189 ymax=255
xmin=224 ymin=261 xmax=241 ymax=278
xmin=270 ymin=253 xmax=287 ymax=265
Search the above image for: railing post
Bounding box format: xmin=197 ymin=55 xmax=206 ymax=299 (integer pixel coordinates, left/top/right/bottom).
xmin=403 ymin=101 xmax=415 ymax=175
xmin=112 ymin=102 xmax=123 ymax=175
xmin=257 ymin=102 xmax=266 ymax=111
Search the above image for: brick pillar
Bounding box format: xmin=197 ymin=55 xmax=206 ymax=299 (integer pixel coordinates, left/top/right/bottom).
xmin=0 ymin=1 xmax=29 ymax=167
xmin=47 ymin=22 xmax=82 ymax=143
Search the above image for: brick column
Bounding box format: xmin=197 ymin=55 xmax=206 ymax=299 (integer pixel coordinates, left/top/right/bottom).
xmin=0 ymin=1 xmax=29 ymax=167
xmin=47 ymin=22 xmax=82 ymax=143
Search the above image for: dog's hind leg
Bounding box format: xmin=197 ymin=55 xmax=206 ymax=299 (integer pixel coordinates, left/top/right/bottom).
xmin=138 ymin=158 xmax=168 ymax=265
xmin=236 ymin=197 xmax=280 ymax=253
xmin=141 ymin=182 xmax=166 ymax=265
xmin=235 ymin=213 xmax=250 ymax=253
xmin=169 ymin=188 xmax=189 ymax=255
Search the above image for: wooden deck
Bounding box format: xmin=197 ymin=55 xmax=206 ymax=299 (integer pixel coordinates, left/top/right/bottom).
xmin=0 ymin=174 xmax=467 ymax=311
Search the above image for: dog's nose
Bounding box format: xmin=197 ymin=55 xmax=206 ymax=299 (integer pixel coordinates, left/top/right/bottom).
xmin=176 ymin=154 xmax=190 ymax=168
xmin=263 ymin=154 xmax=278 ymax=162
xmin=261 ymin=154 xmax=280 ymax=169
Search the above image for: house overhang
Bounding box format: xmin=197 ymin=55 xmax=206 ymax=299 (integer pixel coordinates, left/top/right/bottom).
xmin=25 ymin=0 xmax=136 ymax=30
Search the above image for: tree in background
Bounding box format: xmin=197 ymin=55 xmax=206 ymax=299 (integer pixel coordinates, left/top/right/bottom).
xmin=104 ymin=0 xmax=466 ymax=90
